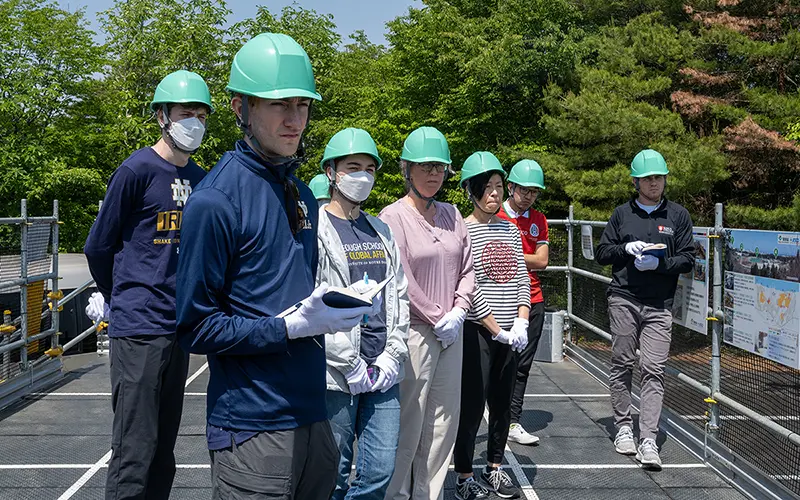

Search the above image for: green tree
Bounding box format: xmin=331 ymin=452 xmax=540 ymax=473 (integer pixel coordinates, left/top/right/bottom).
xmin=0 ymin=0 xmax=105 ymax=250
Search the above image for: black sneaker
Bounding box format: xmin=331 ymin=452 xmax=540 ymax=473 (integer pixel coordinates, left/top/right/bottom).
xmin=480 ymin=467 xmax=521 ymax=499
xmin=455 ymin=476 xmax=490 ymax=500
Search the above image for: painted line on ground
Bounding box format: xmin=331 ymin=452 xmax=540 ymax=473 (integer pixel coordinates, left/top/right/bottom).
xmin=56 ymin=362 xmax=209 ymax=500
xmin=28 ymin=392 xmax=207 ymax=397
xmin=0 ymin=462 xmax=708 ymax=471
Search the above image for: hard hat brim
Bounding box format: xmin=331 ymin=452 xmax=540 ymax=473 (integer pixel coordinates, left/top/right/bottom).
xmin=226 ymin=86 xmax=322 ymax=102
xmin=150 ymin=98 xmax=215 ymax=114
xmin=631 ymin=170 xmax=669 ymax=178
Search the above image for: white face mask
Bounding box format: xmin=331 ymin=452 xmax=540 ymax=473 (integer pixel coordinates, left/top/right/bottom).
xmin=166 ymin=117 xmax=206 ymax=152
xmin=333 ymin=171 xmax=375 ymax=203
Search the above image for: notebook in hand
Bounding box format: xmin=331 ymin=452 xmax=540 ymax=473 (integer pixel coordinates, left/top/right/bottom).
xmin=641 ymin=243 xmax=667 ymax=257
xmin=322 ymin=276 xmax=392 ymax=309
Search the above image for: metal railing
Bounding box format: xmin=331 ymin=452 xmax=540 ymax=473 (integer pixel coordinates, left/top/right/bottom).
xmin=542 ymin=203 xmax=800 ymax=499
xmin=0 ymin=200 xmax=104 ymax=410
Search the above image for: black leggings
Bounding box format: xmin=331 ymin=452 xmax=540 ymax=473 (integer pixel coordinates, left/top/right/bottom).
xmin=454 ymin=321 xmax=518 ymax=473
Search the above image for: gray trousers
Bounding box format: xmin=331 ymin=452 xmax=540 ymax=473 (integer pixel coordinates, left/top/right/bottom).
xmin=210 ymin=420 xmax=339 ymax=500
xmin=607 ymin=294 xmax=672 ymax=441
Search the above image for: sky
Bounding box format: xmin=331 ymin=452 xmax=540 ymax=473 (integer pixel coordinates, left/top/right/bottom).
xmin=57 ymin=0 xmax=422 ymax=46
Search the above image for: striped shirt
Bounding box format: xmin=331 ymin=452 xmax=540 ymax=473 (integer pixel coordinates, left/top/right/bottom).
xmin=465 ymin=219 xmax=531 ymax=330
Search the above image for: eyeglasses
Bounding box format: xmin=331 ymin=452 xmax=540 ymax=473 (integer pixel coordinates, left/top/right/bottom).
xmin=417 ymin=162 xmax=448 ymax=175
xmin=283 ymin=178 xmax=306 ymax=236
xmin=516 ymin=186 xmax=540 ymax=197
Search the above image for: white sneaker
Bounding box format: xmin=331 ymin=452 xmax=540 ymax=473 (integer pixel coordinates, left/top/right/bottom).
xmin=636 ymin=438 xmax=663 ymax=470
xmin=614 ymin=425 xmax=636 ymax=455
xmin=507 ymin=423 xmax=540 ymax=445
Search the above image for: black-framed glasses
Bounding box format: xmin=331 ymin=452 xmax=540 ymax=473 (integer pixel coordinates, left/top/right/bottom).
xmin=516 ymin=185 xmax=540 ymax=197
xmin=283 ymin=178 xmax=306 ymax=236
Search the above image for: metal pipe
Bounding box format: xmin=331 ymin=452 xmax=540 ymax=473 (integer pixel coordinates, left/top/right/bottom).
xmin=570 ymin=266 xmax=612 ymax=284
xmin=710 ymin=203 xmax=724 ymax=436
xmin=568 ymin=313 xmax=612 ymax=342
xmin=567 ymin=206 xmax=574 ymax=323
xmin=1 ymin=310 xmax=10 ymax=380
xmin=540 ymin=266 xmax=568 ymax=272
xmin=50 ymin=200 xmax=60 ymax=353
xmin=0 ymin=272 xmax=59 ymax=290
xmin=664 ymin=365 xmax=712 ymax=396
xmin=59 ymin=279 xmax=95 ymax=307
xmin=713 ymin=392 xmax=800 ymax=448
xmin=60 ymin=324 xmax=99 ymax=353
xmin=19 ymin=200 xmax=28 ymax=370
xmin=0 ymin=328 xmax=57 ymax=356
xmin=571 ymin=220 xmax=608 ymax=228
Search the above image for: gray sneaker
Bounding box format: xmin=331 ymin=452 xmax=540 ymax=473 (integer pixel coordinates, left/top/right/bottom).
xmin=614 ymin=425 xmax=637 ymax=455
xmin=636 ymin=438 xmax=663 ymax=470
xmin=456 ymin=476 xmax=490 ymax=500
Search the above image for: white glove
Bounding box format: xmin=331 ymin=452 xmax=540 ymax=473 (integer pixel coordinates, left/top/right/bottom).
xmin=625 ymin=241 xmax=649 ymax=256
xmin=349 ymin=279 xmax=384 ymax=318
xmin=511 ymin=318 xmax=529 ymax=352
xmin=493 ymin=329 xmax=515 ymax=346
xmin=85 ymin=292 xmax=109 ymax=323
xmin=284 ymin=284 xmax=373 ymax=340
xmin=434 ymin=307 xmax=466 ymax=349
xmin=370 ymin=351 xmax=400 ymax=393
xmin=635 ymin=254 xmax=659 ymax=271
xmin=345 ymin=357 xmax=372 ymax=395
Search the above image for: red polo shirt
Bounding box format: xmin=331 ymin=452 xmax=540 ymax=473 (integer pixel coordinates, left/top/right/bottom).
xmin=497 ymin=202 xmax=548 ymax=304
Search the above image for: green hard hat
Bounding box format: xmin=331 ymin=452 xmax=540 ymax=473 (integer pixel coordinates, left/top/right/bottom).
xmin=150 ymin=70 xmax=214 ymax=112
xmin=631 ymin=149 xmax=669 ymax=177
xmin=308 ymin=173 xmax=330 ymax=200
xmin=508 ymin=159 xmax=545 ymax=190
xmin=320 ymin=128 xmax=383 ymax=170
xmin=227 ymin=32 xmax=322 ymax=101
xmin=460 ymin=151 xmax=506 ymax=187
xmin=400 ymin=127 xmax=451 ymax=164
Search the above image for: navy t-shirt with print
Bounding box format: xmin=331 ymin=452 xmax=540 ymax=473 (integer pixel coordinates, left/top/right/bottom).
xmin=328 ymin=213 xmax=388 ymax=364
xmin=84 ymin=147 xmax=207 ymax=338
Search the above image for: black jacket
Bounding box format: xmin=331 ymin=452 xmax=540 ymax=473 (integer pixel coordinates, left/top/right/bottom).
xmin=595 ymin=197 xmax=695 ymax=309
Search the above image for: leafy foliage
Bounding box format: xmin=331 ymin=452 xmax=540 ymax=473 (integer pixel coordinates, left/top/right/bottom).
xmin=1 ymin=0 xmax=799 ymax=251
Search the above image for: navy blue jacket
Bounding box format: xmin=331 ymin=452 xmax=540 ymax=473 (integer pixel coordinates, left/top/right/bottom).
xmin=176 ymin=140 xmax=324 ymax=432
xmin=595 ymin=197 xmax=695 ymax=309
xmin=84 ymin=147 xmax=206 ymax=337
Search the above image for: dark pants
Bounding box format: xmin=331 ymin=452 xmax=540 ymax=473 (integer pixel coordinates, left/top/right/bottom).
xmin=210 ymin=420 xmax=339 ymax=500
xmin=106 ymin=334 xmax=190 ymax=500
xmin=510 ymin=302 xmax=545 ymax=424
xmin=454 ymin=322 xmax=518 ymax=473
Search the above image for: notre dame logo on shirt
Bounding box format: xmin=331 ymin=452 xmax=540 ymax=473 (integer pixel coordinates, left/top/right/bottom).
xmin=157 ymin=211 xmax=182 ymax=232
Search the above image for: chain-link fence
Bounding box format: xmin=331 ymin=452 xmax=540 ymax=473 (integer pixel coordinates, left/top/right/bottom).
xmin=542 ymin=210 xmax=800 ymax=498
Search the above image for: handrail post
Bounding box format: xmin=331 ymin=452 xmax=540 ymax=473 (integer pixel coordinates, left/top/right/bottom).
xmin=50 ymin=200 xmax=60 ymax=353
xmin=19 ymin=200 xmax=28 ymax=372
xmin=709 ymin=203 xmax=724 ymax=437
xmin=566 ymin=205 xmax=574 ymax=344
